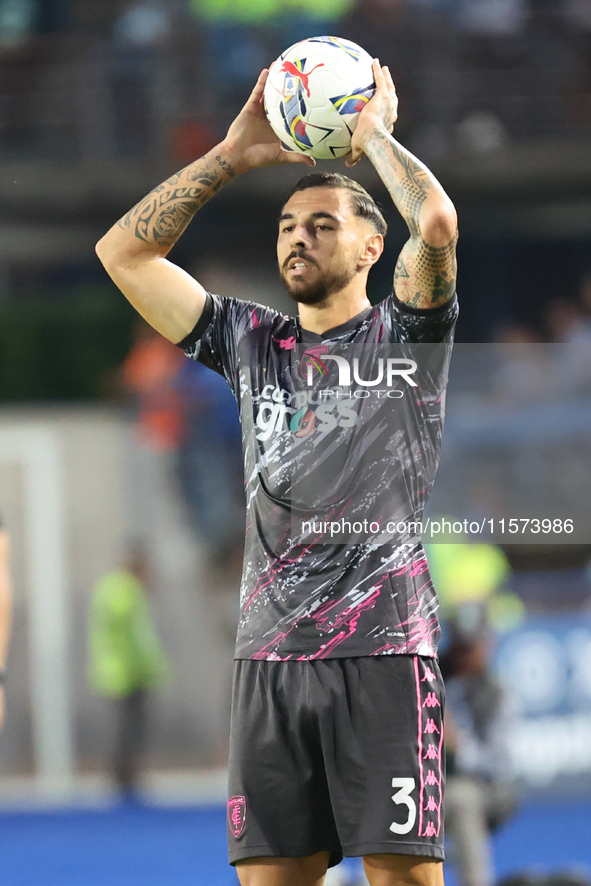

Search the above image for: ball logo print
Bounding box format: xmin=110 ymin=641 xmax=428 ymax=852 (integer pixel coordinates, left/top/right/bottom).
xmin=279 ymin=60 xmax=325 ymax=99
xmin=264 ymin=36 xmax=376 ymax=160
xmin=228 ymin=795 xmax=247 ymax=839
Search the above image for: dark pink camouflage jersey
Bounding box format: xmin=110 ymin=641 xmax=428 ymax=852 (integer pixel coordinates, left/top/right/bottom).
xmin=178 ymin=291 xmax=458 ymax=660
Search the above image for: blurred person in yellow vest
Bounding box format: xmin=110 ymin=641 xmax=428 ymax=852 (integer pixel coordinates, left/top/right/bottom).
xmin=0 ymin=516 xmax=12 ymax=732
xmin=424 ymin=520 xmax=511 ymax=621
xmin=189 ymin=0 xmax=354 ymax=24
xmin=88 ymin=545 xmax=170 ymax=798
xmin=425 ymin=521 xmax=525 ymax=634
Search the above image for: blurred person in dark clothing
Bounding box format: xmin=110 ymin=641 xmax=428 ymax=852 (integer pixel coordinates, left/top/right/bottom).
xmin=440 ymin=605 xmax=517 ymax=886
xmin=543 ymin=296 xmax=591 ymax=396
xmin=544 ymin=297 xmax=591 ymax=344
xmin=0 ymin=515 xmax=12 ymax=732
xmin=108 ymin=0 xmax=173 ymax=157
xmin=175 ymin=358 xmax=244 ymax=574
xmin=88 ymin=545 xmax=170 ymax=798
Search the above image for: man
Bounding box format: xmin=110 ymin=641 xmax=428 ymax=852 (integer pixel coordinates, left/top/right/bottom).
xmin=0 ymin=518 xmax=11 ymax=733
xmin=97 ymin=60 xmax=458 ymax=886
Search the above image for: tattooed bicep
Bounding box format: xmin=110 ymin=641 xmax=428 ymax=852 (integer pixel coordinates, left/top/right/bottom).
xmin=394 ymin=231 xmax=458 ymax=309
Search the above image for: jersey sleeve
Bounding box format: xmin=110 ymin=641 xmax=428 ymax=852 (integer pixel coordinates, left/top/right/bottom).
xmin=176 ymin=292 xmax=282 ymax=393
xmin=380 ymin=292 xmax=459 ymax=343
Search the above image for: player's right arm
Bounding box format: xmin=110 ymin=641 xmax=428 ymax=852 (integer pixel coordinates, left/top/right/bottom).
xmin=96 ymin=70 xmax=314 ymax=344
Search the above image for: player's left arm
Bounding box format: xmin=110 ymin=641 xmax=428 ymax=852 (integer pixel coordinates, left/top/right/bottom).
xmin=347 ymin=60 xmax=458 ymax=310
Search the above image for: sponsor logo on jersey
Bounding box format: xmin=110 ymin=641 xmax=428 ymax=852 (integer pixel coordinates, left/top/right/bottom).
xmin=253 ymin=383 xmax=359 ymax=441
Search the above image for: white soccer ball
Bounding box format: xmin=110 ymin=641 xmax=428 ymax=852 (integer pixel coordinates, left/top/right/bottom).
xmin=263 ymin=36 xmax=375 ymax=161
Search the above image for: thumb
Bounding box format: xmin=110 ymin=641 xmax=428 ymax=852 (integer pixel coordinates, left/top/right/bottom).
xmin=344 ymin=147 xmax=363 ymax=168
xmin=280 ymin=150 xmax=316 ymax=167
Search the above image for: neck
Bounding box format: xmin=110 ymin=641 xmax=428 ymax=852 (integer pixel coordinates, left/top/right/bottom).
xmin=298 ymin=281 xmax=371 ymax=335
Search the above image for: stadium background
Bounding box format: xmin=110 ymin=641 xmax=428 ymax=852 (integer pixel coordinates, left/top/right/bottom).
xmin=0 ymin=0 xmax=591 ymax=883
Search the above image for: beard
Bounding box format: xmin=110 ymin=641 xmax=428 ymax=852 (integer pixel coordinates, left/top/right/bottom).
xmin=279 ymin=252 xmax=358 ymax=306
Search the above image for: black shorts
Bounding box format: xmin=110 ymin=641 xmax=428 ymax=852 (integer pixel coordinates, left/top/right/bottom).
xmin=227 ymin=655 xmax=445 ymax=867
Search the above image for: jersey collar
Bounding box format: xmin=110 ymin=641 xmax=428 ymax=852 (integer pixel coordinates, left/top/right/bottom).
xmin=298 ymin=304 xmax=374 ymax=343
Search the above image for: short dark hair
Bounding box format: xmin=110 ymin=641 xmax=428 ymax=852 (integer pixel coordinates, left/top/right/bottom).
xmin=283 ymin=172 xmax=388 ymax=237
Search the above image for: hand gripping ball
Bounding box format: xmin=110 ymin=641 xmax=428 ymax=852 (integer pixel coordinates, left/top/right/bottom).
xmin=263 ymin=36 xmax=375 ymax=161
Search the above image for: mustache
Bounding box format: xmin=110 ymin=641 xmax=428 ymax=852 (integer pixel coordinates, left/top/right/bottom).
xmin=282 ymin=250 xmax=318 ymax=271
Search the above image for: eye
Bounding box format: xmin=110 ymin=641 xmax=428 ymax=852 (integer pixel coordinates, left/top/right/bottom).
xmin=281 ymin=225 xmax=294 ymax=233
xmin=316 ymin=224 xmax=333 ymax=231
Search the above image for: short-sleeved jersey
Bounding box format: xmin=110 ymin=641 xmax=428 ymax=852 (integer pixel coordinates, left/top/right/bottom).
xmin=179 ymin=291 xmax=458 ymax=660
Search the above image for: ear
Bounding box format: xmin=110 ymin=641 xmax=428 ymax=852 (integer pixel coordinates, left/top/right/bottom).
xmin=358 ymin=233 xmax=384 ymax=270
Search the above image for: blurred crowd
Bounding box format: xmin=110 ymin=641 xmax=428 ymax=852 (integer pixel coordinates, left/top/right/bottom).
xmin=495 ymin=269 xmax=591 ymax=346
xmin=3 ymin=0 xmax=591 ymax=161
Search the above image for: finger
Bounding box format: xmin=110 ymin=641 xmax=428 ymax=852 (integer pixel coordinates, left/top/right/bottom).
xmin=384 ymin=66 xmax=396 ymax=93
xmin=372 ymin=58 xmax=386 ymax=90
xmin=382 ymin=66 xmax=398 ymax=124
xmin=281 ymin=151 xmax=316 ymax=167
xmin=345 ymin=146 xmax=364 ymax=167
xmin=384 ymin=80 xmax=396 ymax=105
xmin=247 ymin=69 xmax=269 ymax=106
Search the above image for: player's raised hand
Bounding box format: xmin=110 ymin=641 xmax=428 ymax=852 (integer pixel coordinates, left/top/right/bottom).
xmin=222 ymin=69 xmax=316 ymax=172
xmin=346 ymin=59 xmax=398 ymax=167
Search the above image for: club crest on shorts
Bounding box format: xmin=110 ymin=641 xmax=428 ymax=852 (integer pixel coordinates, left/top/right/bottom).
xmin=228 ymin=795 xmax=247 ymax=838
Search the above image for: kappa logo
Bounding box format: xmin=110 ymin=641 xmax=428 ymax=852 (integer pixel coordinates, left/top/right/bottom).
xmin=272 ymin=335 xmax=297 ymax=351
xmin=423 ymin=718 xmax=440 ymax=734
xmin=423 ymin=692 xmax=440 ymax=708
xmin=425 ymin=770 xmax=439 ymax=786
xmin=228 ymin=795 xmax=247 ymax=839
xmin=424 ymin=745 xmax=439 ymax=760
xmin=423 ymin=821 xmax=437 ymax=837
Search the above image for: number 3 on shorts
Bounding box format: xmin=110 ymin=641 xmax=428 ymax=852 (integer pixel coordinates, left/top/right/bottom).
xmin=389 ymin=777 xmax=417 ymax=835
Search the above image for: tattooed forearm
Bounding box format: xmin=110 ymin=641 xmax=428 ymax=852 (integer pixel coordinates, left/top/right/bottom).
xmin=215 ymin=154 xmax=236 ymax=178
xmin=365 ymin=129 xmax=435 ymax=236
xmin=117 ymin=154 xmax=235 ymax=250
xmin=365 ymin=128 xmax=458 ymax=308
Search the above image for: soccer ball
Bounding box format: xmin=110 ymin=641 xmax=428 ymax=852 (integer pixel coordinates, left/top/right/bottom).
xmin=263 ymin=36 xmax=375 ymax=161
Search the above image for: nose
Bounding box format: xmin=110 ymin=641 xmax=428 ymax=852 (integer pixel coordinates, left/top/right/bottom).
xmin=290 ymin=223 xmax=311 ymax=250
